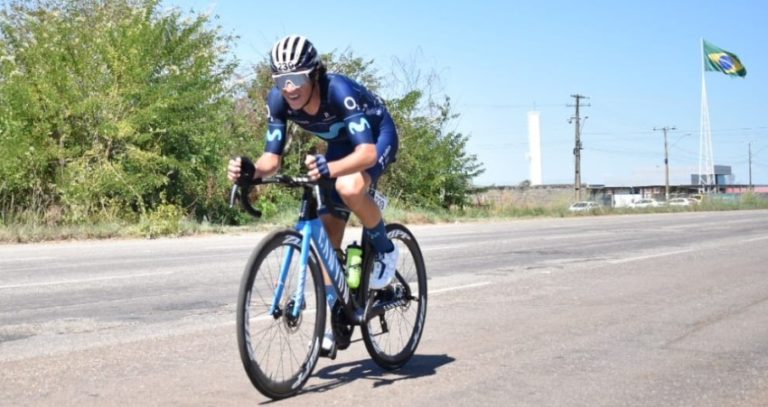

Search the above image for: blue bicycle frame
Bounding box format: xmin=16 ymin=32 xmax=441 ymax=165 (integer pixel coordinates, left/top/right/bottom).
xmin=268 ymin=185 xmax=351 ymax=322
xmin=232 ymin=176 xmax=408 ymax=328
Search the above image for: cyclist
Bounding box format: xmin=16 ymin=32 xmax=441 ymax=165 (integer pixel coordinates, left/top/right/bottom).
xmin=227 ymin=35 xmax=399 ymax=356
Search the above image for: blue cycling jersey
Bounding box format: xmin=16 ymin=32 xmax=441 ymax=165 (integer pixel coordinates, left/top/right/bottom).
xmin=264 ymin=73 xmax=390 ymax=155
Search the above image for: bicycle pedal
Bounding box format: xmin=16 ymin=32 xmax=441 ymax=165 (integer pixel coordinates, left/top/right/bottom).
xmin=320 ymin=344 xmax=337 ymax=360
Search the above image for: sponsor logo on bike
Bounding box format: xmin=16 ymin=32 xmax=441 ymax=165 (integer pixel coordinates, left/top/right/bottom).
xmin=314 ymin=225 xmax=350 ymax=303
xmin=292 ymin=337 xmax=319 ymax=389
xmin=388 ymin=229 xmax=411 ymax=241
xmin=283 ymin=235 xmax=301 ymax=246
xmin=410 ymin=297 xmax=427 ymax=352
xmin=243 ymin=290 xmax=257 ymax=361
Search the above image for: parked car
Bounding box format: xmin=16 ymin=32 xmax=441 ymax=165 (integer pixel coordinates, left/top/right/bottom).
xmin=629 ymin=198 xmax=660 ymax=208
xmin=668 ymin=197 xmax=692 ymax=207
xmin=568 ymin=201 xmax=601 ymax=212
xmin=687 ymin=194 xmax=703 ymax=204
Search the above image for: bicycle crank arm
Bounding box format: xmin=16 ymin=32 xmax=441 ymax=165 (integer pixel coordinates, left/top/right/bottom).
xmin=363 ymin=296 xmax=411 ymax=321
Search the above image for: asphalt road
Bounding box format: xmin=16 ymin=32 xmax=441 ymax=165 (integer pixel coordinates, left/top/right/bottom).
xmin=2 ymin=210 xmax=768 ymax=406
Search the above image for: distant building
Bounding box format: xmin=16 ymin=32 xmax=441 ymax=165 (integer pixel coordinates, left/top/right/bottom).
xmin=690 ymin=165 xmax=734 ymax=185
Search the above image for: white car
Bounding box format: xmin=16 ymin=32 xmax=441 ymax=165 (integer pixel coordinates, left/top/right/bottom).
xmin=630 ymin=198 xmax=660 ymax=208
xmin=568 ymin=201 xmax=601 ymax=212
xmin=668 ymin=197 xmax=692 ymax=207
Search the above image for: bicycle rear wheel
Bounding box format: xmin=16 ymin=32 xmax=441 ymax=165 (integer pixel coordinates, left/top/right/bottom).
xmin=361 ymin=223 xmax=428 ymax=370
xmin=236 ymin=229 xmax=326 ymax=399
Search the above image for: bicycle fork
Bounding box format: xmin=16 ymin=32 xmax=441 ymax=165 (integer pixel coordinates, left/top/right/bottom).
xmin=268 ymin=219 xmax=347 ymax=322
xmin=268 ymin=228 xmax=312 ymax=321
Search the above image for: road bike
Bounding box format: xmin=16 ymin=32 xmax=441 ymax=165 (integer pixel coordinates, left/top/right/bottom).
xmin=230 ymin=175 xmax=427 ymax=399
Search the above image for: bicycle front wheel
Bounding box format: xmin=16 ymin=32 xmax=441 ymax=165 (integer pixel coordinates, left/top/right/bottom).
xmin=361 ymin=223 xmax=428 ymax=370
xmin=236 ymin=229 xmax=326 ymax=399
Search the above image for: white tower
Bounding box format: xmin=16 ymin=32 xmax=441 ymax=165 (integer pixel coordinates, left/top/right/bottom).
xmin=527 ymin=111 xmax=543 ymax=185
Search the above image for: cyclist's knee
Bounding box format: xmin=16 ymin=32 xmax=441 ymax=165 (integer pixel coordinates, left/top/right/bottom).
xmin=335 ymin=173 xmax=370 ymax=203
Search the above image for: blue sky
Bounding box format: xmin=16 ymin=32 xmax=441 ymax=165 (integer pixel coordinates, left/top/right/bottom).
xmin=170 ymin=0 xmax=767 ymax=187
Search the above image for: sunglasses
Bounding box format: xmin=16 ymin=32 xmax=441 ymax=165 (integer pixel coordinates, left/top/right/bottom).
xmin=272 ymin=69 xmax=313 ymax=90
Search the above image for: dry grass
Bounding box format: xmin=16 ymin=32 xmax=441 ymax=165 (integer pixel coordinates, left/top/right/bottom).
xmin=3 ymin=189 xmax=767 ymax=243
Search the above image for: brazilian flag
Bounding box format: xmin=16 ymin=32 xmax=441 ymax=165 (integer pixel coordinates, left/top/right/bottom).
xmin=703 ymin=40 xmax=747 ymax=77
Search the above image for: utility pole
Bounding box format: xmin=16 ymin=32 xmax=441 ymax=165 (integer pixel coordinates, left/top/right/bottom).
xmin=654 ymin=126 xmax=676 ymax=202
xmin=569 ymin=94 xmax=589 ymax=201
xmin=749 ymin=142 xmax=753 ymax=190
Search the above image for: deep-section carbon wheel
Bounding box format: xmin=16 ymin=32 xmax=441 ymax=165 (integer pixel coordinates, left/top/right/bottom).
xmin=236 ymin=229 xmax=326 ymax=399
xmin=361 ymin=223 xmax=428 ymax=370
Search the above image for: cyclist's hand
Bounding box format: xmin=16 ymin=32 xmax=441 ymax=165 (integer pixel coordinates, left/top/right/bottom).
xmin=228 ymin=156 xmax=256 ymax=186
xmin=227 ymin=157 xmax=241 ymax=183
xmin=305 ymin=154 xmax=330 ymax=181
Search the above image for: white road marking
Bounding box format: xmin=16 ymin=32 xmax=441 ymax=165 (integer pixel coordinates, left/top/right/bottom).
xmin=422 ymin=243 xmax=476 ymax=252
xmin=0 ymin=256 xmax=56 ymax=263
xmin=742 ymin=235 xmax=768 ymax=243
xmin=0 ymin=271 xmax=177 ymax=290
xmin=607 ymin=248 xmax=694 ymax=265
xmin=2 ymin=252 xmax=238 ymax=274
xmin=429 ymin=281 xmax=492 ymax=294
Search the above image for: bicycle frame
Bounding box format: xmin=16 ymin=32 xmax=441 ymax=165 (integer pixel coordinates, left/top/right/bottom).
xmin=233 ymin=177 xmax=411 ymax=328
xmin=270 ymin=184 xmax=355 ymax=324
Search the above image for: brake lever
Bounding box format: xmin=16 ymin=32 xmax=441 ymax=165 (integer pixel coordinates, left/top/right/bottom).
xmin=229 ymin=185 xmax=239 ymax=208
xmin=229 ymin=184 xmax=262 ymax=218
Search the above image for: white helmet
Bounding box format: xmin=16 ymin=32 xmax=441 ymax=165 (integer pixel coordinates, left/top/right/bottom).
xmin=270 ymin=35 xmax=319 ymax=74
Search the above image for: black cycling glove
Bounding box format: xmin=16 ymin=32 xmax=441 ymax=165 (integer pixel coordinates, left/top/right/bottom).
xmin=237 ymin=156 xmax=256 ymax=186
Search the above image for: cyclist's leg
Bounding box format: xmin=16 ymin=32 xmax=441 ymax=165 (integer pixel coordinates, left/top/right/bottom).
xmin=335 ymin=171 xmax=376 ymax=226
xmin=337 ymin=115 xmax=400 ymax=288
xmin=321 ymin=214 xmax=347 ymax=250
xmin=317 ymin=180 xmax=352 ymax=358
xmin=318 ymin=210 xmax=348 ymax=293
xmin=335 ymin=111 xmax=397 ymax=234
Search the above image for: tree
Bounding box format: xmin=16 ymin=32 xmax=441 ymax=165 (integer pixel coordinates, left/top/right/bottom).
xmin=0 ymin=0 xmax=242 ymax=223
xmin=385 ymin=91 xmax=484 ymax=209
xmin=0 ymin=3 xmax=484 ymax=228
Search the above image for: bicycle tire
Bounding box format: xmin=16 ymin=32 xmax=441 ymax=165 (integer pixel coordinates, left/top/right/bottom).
xmin=360 ymin=223 xmax=428 ymax=370
xmin=236 ymin=229 xmax=326 ymax=399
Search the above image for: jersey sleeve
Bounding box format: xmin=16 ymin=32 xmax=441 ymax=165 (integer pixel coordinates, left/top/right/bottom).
xmin=329 ymin=79 xmax=375 ymax=145
xmin=264 ymin=88 xmax=288 ymax=155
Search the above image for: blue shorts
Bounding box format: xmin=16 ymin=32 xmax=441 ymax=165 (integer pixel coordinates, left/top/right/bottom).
xmin=323 ymin=111 xmax=398 ymax=220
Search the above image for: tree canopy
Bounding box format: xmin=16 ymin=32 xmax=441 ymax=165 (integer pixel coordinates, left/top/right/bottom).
xmin=0 ymin=0 xmax=483 ymax=228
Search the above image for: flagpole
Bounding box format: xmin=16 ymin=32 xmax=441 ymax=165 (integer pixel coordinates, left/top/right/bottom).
xmin=699 ymin=38 xmax=715 ymax=192
xmin=699 ymin=38 xmax=705 ymax=191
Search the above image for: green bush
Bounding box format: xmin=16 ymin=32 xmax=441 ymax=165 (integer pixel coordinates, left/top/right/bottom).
xmin=0 ymin=0 xmax=245 ymax=225
xmin=137 ymin=203 xmax=185 ymax=239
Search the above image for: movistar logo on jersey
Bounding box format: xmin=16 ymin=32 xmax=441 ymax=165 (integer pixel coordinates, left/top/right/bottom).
xmin=312 ymin=122 xmax=345 ymax=140
xmin=348 ymin=117 xmax=370 ymax=135
xmin=267 ymin=128 xmax=282 ymax=142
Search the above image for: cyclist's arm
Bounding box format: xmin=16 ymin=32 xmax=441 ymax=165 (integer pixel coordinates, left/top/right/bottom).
xmin=325 ymin=144 xmax=376 ymax=177
xmin=255 ymin=152 xmax=281 ymax=178
xmin=264 ymin=88 xmax=289 ymax=155
xmin=254 ymin=88 xmax=289 ymax=178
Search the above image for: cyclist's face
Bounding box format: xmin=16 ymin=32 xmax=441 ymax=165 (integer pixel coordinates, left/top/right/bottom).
xmin=274 ymin=71 xmax=314 ymax=110
xmin=281 ymin=80 xmax=312 ymax=109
